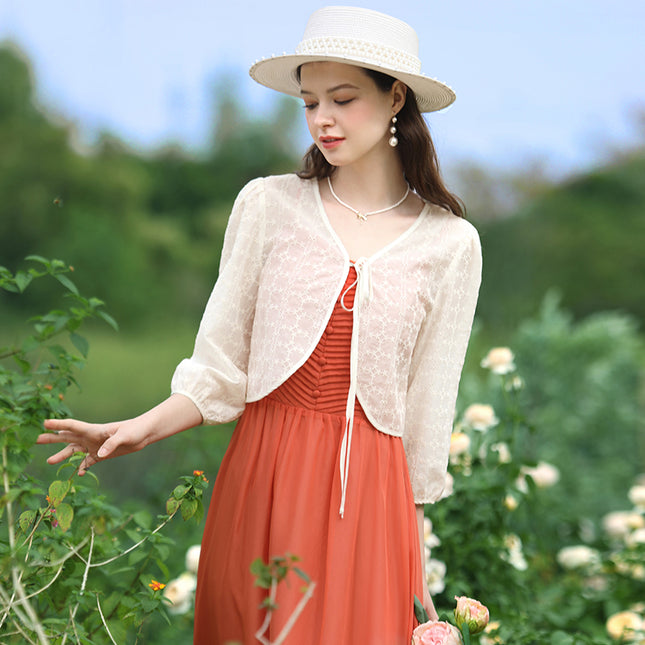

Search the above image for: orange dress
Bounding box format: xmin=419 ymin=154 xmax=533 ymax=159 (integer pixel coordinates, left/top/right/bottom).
xmin=193 ymin=267 xmax=423 ymax=644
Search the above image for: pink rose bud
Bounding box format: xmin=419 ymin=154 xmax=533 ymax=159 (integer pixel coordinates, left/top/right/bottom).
xmin=454 ymin=596 xmax=490 ymax=635
xmin=412 ymin=620 xmax=463 ymax=645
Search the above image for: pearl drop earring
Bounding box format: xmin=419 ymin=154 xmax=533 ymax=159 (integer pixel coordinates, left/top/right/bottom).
xmin=388 ymin=116 xmax=398 ymax=147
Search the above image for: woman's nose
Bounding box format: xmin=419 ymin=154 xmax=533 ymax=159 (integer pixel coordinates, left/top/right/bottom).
xmin=314 ymin=104 xmax=334 ymax=127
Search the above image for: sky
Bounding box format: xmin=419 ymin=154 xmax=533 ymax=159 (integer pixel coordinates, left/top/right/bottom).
xmin=1 ymin=0 xmax=644 ymax=177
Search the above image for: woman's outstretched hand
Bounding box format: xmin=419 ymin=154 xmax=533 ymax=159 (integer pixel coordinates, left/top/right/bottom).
xmin=38 ymin=417 xmax=150 ymax=475
xmin=37 ymin=393 xmax=204 ymax=475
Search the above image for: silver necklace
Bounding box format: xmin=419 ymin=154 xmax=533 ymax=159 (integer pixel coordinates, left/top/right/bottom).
xmin=327 ymin=177 xmax=410 ymax=222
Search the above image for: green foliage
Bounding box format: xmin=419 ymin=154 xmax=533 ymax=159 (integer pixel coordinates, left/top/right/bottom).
xmin=0 ymin=44 xmax=301 ymax=327
xmin=476 ymin=152 xmax=645 ymax=330
xmin=429 ymin=336 xmax=643 ymax=644
xmin=0 ymin=258 xmax=208 ymax=643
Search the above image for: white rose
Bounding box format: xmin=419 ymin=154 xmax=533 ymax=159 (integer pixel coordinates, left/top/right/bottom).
xmin=556 ymin=545 xmax=601 ymax=570
xmin=463 ymin=404 xmax=499 ymax=431
xmin=425 ymin=558 xmax=447 ymax=595
xmin=501 ymin=534 xmax=528 ymax=571
xmin=522 ymin=462 xmax=560 ymax=488
xmin=438 ymin=472 xmax=454 ymax=500
xmin=603 ymin=511 xmax=645 ymax=539
xmin=480 ymin=347 xmax=515 ymax=375
xmin=491 ymin=442 xmax=512 ymax=464
xmin=625 ymin=528 xmax=645 ymax=548
xmin=449 ymin=432 xmax=471 ymax=459
xmin=504 ymin=494 xmax=518 ymax=511
xmin=606 ymin=611 xmax=644 ymax=641
xmin=185 ymin=544 xmax=201 ymax=574
xmin=628 ymin=485 xmax=645 ymax=510
xmin=163 ymin=572 xmax=197 ymax=615
xmin=423 ymin=517 xmax=441 ymax=549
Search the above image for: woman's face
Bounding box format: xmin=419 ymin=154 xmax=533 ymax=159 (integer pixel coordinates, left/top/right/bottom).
xmin=299 ymin=62 xmax=403 ymax=168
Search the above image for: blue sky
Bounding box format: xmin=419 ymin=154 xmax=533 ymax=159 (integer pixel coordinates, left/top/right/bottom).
xmin=2 ymin=0 xmax=644 ymax=177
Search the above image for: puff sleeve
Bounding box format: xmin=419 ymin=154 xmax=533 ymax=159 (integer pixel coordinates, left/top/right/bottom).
xmin=170 ymin=178 xmax=266 ymax=424
xmin=403 ymin=222 xmax=482 ymax=503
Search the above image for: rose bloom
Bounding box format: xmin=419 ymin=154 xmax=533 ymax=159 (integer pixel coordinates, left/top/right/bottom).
xmin=426 ymin=558 xmax=447 ymax=595
xmin=501 ymin=534 xmax=528 ymax=571
xmin=480 ymin=621 xmax=502 ymax=645
xmin=449 ymin=432 xmax=471 ymax=459
xmin=625 ymin=528 xmax=645 ymax=548
xmin=463 ymin=404 xmax=498 ymax=431
xmin=504 ymin=494 xmax=518 ymax=511
xmin=606 ymin=610 xmax=644 ymax=641
xmin=628 ymin=485 xmax=645 ymax=510
xmin=521 ymin=462 xmax=560 ymax=488
xmin=603 ymin=511 xmax=645 ymax=539
xmin=163 ymin=572 xmax=197 ymax=615
xmin=424 ymin=517 xmax=441 ymax=550
xmin=438 ymin=472 xmax=454 ymax=501
xmin=412 ymin=621 xmax=463 ymax=645
xmin=185 ymin=544 xmax=201 ymax=574
xmin=556 ymin=545 xmax=601 ymax=570
xmin=480 ymin=347 xmax=515 ymax=375
xmin=490 ymin=442 xmax=511 ymax=464
xmin=454 ymin=596 xmax=490 ymax=635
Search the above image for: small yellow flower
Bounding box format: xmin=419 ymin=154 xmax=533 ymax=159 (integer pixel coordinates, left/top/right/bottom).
xmin=148 ymin=580 xmax=166 ymax=592
xmin=193 ymin=470 xmax=204 ymax=476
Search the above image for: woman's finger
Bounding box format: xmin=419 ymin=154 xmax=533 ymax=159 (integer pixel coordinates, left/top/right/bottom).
xmin=45 ymin=445 xmax=79 ymax=465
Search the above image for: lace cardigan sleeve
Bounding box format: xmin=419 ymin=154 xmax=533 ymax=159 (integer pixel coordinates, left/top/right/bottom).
xmin=170 ymin=178 xmax=266 ymax=424
xmin=403 ymin=222 xmax=482 ymax=504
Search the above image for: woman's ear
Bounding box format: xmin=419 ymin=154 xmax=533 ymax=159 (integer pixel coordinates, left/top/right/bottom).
xmin=391 ymin=80 xmax=407 ymax=114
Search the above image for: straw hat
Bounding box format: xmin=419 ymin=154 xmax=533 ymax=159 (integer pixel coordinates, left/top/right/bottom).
xmin=249 ymin=6 xmax=455 ymax=113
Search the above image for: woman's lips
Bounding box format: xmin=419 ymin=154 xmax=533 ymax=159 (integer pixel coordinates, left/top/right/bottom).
xmin=319 ymin=136 xmax=345 ymax=150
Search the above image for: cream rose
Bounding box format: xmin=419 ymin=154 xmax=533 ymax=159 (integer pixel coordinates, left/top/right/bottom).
xmin=463 ymin=404 xmax=498 ymax=431
xmin=628 ymin=485 xmax=645 ymax=510
xmin=449 ymin=432 xmax=471 ymax=459
xmin=480 ymin=347 xmax=515 ymax=375
xmin=185 ymin=544 xmax=201 ymax=574
xmin=606 ymin=610 xmax=644 ymax=641
xmin=603 ymin=511 xmax=645 ymax=539
xmin=163 ymin=572 xmax=197 ymax=615
xmin=521 ymin=462 xmax=560 ymax=488
xmin=454 ymin=596 xmax=490 ymax=635
xmin=556 ymin=545 xmax=601 ymax=570
xmin=412 ymin=621 xmax=463 ymax=645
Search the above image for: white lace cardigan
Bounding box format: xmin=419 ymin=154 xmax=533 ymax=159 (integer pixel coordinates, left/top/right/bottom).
xmin=171 ymin=173 xmax=482 ymax=505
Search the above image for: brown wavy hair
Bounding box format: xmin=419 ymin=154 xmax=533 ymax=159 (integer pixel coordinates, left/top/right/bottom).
xmin=296 ymin=67 xmax=464 ymax=218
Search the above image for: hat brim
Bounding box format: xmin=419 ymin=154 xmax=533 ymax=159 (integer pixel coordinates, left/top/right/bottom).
xmin=249 ymin=54 xmax=455 ymax=113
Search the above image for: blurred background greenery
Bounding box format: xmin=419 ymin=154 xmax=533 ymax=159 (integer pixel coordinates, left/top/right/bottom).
xmin=1 ymin=40 xmax=644 ymax=639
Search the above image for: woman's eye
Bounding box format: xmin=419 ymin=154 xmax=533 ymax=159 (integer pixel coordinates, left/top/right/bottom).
xmin=303 ymin=103 xmax=318 ymax=111
xmin=335 ymin=99 xmax=354 ymax=105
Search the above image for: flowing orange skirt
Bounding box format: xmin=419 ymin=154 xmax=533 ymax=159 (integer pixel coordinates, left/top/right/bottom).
xmin=193 ymin=269 xmax=423 ymax=644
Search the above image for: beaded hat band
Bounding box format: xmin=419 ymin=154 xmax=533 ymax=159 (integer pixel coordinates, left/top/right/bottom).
xmin=249 ymin=6 xmax=455 ymax=113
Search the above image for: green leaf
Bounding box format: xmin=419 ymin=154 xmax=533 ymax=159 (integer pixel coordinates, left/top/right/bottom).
xmin=97 ymin=310 xmax=119 ymax=331
xmin=414 ymin=594 xmax=429 ymax=624
xmin=70 ymin=332 xmax=89 ymax=358
xmin=53 ymin=272 xmax=79 ymax=295
xmin=25 ymin=254 xmax=49 ymax=265
xmin=56 ymin=502 xmax=73 ymax=532
xmin=166 ymin=497 xmax=180 ymax=515
xmin=181 ymin=497 xmax=198 ymax=521
xmin=173 ymin=484 xmax=190 ymax=500
xmin=48 ymin=480 xmax=71 ymax=507
xmin=15 ymin=271 xmax=33 ymax=292
xmin=18 ymin=509 xmax=37 ymax=533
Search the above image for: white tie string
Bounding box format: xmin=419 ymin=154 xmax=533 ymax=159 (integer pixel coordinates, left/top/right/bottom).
xmin=338 ymin=257 xmax=372 ymax=517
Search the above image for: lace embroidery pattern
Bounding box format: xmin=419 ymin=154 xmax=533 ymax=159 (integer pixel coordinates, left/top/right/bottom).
xmin=171 ymin=174 xmax=482 ymax=503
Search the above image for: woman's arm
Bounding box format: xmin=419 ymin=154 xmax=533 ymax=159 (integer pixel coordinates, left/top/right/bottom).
xmin=416 ymin=503 xmax=439 ymax=621
xmin=38 ymin=393 xmax=203 ymax=476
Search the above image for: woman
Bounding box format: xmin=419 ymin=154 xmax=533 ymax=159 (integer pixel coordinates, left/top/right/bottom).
xmin=39 ymin=7 xmax=482 ymax=644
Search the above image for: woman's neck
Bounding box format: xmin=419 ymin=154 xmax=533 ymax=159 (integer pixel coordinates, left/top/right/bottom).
xmin=331 ymin=154 xmax=408 ymax=213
